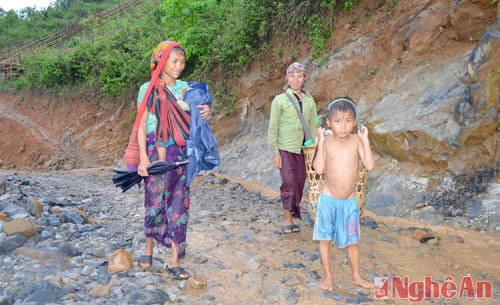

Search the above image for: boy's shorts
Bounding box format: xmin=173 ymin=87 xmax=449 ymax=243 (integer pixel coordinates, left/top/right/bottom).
xmin=312 ymin=193 xmax=360 ymax=248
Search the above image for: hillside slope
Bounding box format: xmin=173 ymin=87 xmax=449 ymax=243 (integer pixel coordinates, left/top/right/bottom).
xmin=0 ymin=0 xmax=498 ymax=232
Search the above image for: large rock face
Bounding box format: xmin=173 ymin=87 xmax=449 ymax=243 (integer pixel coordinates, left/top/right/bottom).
xmin=211 ymin=0 xmax=499 ymax=230
xmin=215 ymin=0 xmax=499 ymax=178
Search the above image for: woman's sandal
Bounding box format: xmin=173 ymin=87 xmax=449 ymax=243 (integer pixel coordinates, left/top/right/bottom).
xmin=166 ymin=265 xmax=189 ymax=280
xmin=138 ymin=255 xmax=153 ymax=270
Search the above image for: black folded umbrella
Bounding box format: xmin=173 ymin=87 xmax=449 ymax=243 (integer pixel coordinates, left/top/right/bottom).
xmin=112 ymin=160 xmax=189 ymax=193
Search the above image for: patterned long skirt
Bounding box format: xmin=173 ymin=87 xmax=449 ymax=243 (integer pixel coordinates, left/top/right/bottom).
xmin=279 ymin=150 xmax=306 ymax=219
xmin=143 ymin=132 xmax=190 ymax=259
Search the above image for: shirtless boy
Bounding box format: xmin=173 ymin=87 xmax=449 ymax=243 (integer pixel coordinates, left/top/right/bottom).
xmin=312 ymin=97 xmax=375 ymax=291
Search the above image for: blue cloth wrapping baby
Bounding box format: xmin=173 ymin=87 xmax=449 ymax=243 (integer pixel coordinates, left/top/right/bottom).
xmin=184 ymin=82 xmax=221 ymax=185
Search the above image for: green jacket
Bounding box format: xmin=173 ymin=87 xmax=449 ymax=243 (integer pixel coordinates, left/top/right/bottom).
xmin=267 ymin=88 xmax=319 ymax=155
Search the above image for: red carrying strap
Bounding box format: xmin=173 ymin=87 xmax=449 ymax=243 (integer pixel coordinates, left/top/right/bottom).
xmin=133 ymin=42 xmax=182 ymax=128
xmin=153 ymin=81 xmax=191 ymax=146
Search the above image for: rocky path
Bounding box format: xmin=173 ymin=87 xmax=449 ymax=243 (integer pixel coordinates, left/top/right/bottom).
xmin=0 ymin=168 xmax=499 ymax=305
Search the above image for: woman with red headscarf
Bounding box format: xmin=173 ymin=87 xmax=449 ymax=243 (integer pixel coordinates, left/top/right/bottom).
xmin=136 ymin=41 xmax=210 ymax=280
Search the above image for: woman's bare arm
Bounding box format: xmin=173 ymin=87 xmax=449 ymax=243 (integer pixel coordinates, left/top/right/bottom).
xmin=137 ymin=109 xmax=150 ymax=176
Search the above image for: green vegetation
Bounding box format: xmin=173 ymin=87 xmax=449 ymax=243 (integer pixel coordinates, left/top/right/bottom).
xmin=386 ymin=0 xmax=397 ymax=9
xmin=0 ymin=0 xmax=358 ymax=114
xmin=343 ymin=0 xmax=354 ymax=11
xmin=0 ymin=0 xmax=123 ymax=49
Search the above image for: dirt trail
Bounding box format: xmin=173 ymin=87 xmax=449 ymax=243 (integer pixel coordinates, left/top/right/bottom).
xmin=0 ymin=164 xmax=498 ymax=304
xmin=186 ymin=173 xmax=500 ymax=304
xmin=213 ymin=172 xmax=280 ymax=198
xmin=0 ymin=102 xmax=59 ymax=146
xmin=0 ymin=91 xmax=132 ymax=169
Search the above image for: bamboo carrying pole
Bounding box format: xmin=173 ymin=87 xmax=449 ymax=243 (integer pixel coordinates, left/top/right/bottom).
xmin=302 ymin=145 xmax=368 ymax=222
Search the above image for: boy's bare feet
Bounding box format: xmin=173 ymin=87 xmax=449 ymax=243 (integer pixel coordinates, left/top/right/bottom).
xmin=320 ymin=276 xmax=334 ymax=291
xmin=352 ymin=276 xmax=373 ymax=289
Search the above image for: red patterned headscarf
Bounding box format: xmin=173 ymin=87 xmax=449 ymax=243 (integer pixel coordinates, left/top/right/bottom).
xmin=147 ymin=41 xmax=190 ymax=146
xmin=149 ymin=41 xmax=184 ymax=76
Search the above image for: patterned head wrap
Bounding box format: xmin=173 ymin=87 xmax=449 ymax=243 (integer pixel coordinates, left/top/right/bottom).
xmin=149 ymin=41 xmax=184 ymax=76
xmin=286 ymin=62 xmax=306 ymax=80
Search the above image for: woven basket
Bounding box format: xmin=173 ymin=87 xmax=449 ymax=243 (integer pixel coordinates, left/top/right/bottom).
xmin=303 ymin=145 xmax=368 ymax=222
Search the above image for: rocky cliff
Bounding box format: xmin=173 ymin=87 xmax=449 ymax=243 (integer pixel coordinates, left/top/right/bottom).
xmin=216 ymin=0 xmax=498 ymax=177
xmin=213 ymin=0 xmax=500 ymax=232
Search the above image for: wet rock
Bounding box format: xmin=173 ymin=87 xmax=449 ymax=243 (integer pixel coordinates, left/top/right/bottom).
xmin=473 ymin=218 xmax=490 ymax=231
xmin=413 ymin=228 xmax=435 ymax=243
xmin=345 ymin=294 xmax=374 ymax=304
xmin=283 ymin=261 xmax=306 ymax=269
xmin=466 ymin=200 xmax=483 ymax=218
xmin=307 ymin=270 xmax=321 ymax=280
xmin=52 ymin=241 xmax=82 ymax=257
xmin=3 ymin=219 xmax=37 ymax=237
xmin=15 ymin=280 xmax=74 ymax=304
xmin=88 ymin=284 xmax=110 ymax=297
xmin=489 ymin=212 xmax=500 ymax=232
xmin=1 ymin=203 xmax=30 ymax=219
xmin=380 ymin=236 xmax=397 ymax=243
xmin=278 ymin=288 xmax=300 ymax=304
xmin=303 ymin=253 xmax=319 ymax=261
xmin=409 ymin=206 xmax=444 ymax=224
xmin=107 ymin=249 xmax=133 ymax=274
xmin=361 ymin=218 xmax=378 ymax=229
xmin=228 ymin=182 xmax=243 ymax=191
xmin=14 ymin=246 xmax=61 ymax=260
xmin=25 ymin=197 xmax=43 ymax=217
xmin=448 ymin=205 xmax=463 ymax=217
xmin=0 ymin=296 xmax=13 ymax=305
xmin=165 ymin=286 xmax=182 ymax=302
xmin=446 ymin=235 xmax=465 ymax=244
xmin=202 ymin=294 xmax=216 ymax=301
xmin=443 ymin=216 xmax=470 ymax=229
xmin=62 ymin=211 xmax=86 ymax=224
xmin=188 ymin=274 xmax=208 ymax=289
xmin=41 ymin=213 xmax=62 ymax=227
xmin=0 ymin=234 xmax=26 ymax=254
